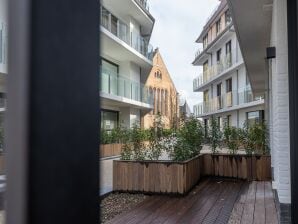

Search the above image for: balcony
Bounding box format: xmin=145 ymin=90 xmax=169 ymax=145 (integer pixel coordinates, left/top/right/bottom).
xmin=100 ymin=6 xmax=154 ymax=62
xmin=193 ymin=86 xmax=264 ymax=117
xmin=193 ymin=23 xmax=234 ymax=66
xmin=193 ymin=53 xmax=235 ymax=91
xmin=100 ymin=67 xmax=153 ymax=109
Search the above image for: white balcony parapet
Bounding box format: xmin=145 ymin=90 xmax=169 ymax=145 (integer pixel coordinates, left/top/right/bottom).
xmin=193 ymin=85 xmax=264 ymax=117
xmin=100 ymin=6 xmax=154 ymax=61
xmin=101 ymin=67 xmax=153 ymax=106
xmin=193 ymin=53 xmax=232 ymax=91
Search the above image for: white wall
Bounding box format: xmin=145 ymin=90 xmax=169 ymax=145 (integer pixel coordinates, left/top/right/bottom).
xmin=270 ymin=0 xmax=291 ymax=204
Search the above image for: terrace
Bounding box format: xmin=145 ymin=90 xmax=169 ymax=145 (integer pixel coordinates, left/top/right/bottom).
xmin=106 ymin=178 xmax=278 ymax=224
xmin=100 ymin=117 xmax=278 ymax=224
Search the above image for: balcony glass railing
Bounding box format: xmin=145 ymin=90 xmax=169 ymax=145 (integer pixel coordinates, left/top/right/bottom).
xmin=193 ymin=53 xmax=232 ymax=91
xmin=193 ymin=86 xmax=264 ymax=116
xmin=101 ymin=67 xmax=153 ymax=106
xmin=100 ymin=6 xmax=154 ymax=61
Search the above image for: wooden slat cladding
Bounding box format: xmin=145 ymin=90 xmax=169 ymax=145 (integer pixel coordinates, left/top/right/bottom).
xmin=113 ymin=156 xmax=201 ymax=194
xmin=200 ymin=154 xmax=271 ymax=181
xmin=100 ymin=143 xmax=123 ymax=158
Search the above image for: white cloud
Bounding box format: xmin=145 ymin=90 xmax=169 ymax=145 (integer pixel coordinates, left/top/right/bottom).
xmin=149 ymin=0 xmax=219 ymax=111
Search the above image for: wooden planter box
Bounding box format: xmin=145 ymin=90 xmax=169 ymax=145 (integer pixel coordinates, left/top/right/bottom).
xmin=100 ymin=143 xmax=123 ymax=158
xmin=113 ymin=155 xmax=201 ymax=195
xmin=201 ymin=154 xmax=271 ymax=181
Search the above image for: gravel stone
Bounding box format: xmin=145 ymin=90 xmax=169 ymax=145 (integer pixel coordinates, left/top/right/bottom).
xmin=100 ymin=193 xmax=147 ymax=223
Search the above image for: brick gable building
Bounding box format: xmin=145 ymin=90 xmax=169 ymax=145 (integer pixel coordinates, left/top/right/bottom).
xmin=141 ymin=49 xmax=179 ymax=129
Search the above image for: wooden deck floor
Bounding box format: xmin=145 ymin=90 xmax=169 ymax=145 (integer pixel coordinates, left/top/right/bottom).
xmin=106 ymin=178 xmax=278 ymax=224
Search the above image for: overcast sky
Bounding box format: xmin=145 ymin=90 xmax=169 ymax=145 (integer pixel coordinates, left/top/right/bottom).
xmin=149 ymin=0 xmax=220 ymax=111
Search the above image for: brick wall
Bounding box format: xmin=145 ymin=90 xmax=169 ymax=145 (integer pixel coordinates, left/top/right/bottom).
xmin=270 ymin=0 xmax=291 ymax=204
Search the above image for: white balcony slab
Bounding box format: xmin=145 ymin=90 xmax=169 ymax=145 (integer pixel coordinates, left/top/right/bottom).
xmin=100 ymin=91 xmax=153 ymax=110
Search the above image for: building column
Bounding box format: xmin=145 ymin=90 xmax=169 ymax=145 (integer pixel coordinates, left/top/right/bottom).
xmin=288 ymin=0 xmax=298 ymax=222
xmin=271 ymin=0 xmax=291 ymax=222
xmin=6 ymin=0 xmax=99 ymax=223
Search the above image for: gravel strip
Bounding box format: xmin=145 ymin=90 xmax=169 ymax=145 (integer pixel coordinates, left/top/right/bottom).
xmin=100 ymin=193 xmax=148 ymax=223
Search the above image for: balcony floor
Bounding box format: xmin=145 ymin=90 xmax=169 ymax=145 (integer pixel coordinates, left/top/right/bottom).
xmin=106 ymin=178 xmax=278 ymax=224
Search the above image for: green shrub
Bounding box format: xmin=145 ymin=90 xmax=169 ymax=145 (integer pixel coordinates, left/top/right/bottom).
xmin=146 ymin=114 xmax=165 ymax=160
xmin=120 ymin=143 xmax=133 ymax=160
xmin=171 ymin=116 xmax=203 ymax=161
xmin=238 ymin=121 xmax=269 ymax=155
xmin=223 ymin=125 xmax=239 ymax=154
xmin=209 ymin=117 xmax=222 ymax=154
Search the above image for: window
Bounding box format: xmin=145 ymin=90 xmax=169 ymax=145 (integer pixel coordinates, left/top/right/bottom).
xmin=225 ymin=9 xmax=232 ymax=26
xmin=216 ymin=19 xmax=221 ymax=35
xmin=203 ymin=60 xmax=209 ymax=77
xmin=149 ymin=87 xmax=153 ymax=115
xmin=226 ymin=78 xmax=232 ymax=92
xmin=101 ymin=110 xmax=119 ymax=131
xmin=101 ymin=58 xmax=118 ymax=95
xmin=217 ymin=83 xmax=222 ymax=109
xmin=217 ymin=83 xmax=222 ymax=96
xmin=203 ymin=34 xmax=208 ymax=49
xmin=101 ymin=6 xmax=110 ymax=29
xmin=226 ymin=41 xmax=232 ymax=65
xmin=216 ymin=49 xmax=221 ymax=63
xmin=155 ymin=70 xmax=162 ymax=79
xmin=246 ymin=110 xmax=264 ymax=127
xmin=111 ymin=14 xmax=118 ymax=36
xmin=227 ymin=115 xmax=231 ymax=127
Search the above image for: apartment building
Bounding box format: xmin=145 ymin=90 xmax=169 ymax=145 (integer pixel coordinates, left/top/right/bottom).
xmin=100 ymin=0 xmax=155 ymax=130
xmin=192 ymin=0 xmax=265 ymax=128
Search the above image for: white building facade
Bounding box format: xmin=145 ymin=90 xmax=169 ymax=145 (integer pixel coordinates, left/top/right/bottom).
xmin=192 ymin=0 xmax=265 ymax=129
xmin=100 ymin=0 xmax=154 ymax=130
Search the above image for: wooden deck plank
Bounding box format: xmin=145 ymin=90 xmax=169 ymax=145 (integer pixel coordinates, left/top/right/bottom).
xmin=240 ymin=181 xmax=257 ymax=224
xmin=201 ymin=182 xmax=233 ymax=224
xmin=162 ymin=179 xmax=220 ymax=224
xmin=214 ymin=181 xmax=243 ymax=224
xmin=106 ymin=179 xmax=278 ymax=224
xmin=253 ymin=182 xmax=265 ymax=224
xmin=264 ymin=182 xmax=278 ymax=224
xmin=228 ymin=182 xmax=249 ymax=224
xmin=150 ymin=179 xmax=211 ymax=224
xmin=178 ymin=180 xmax=227 ymax=224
